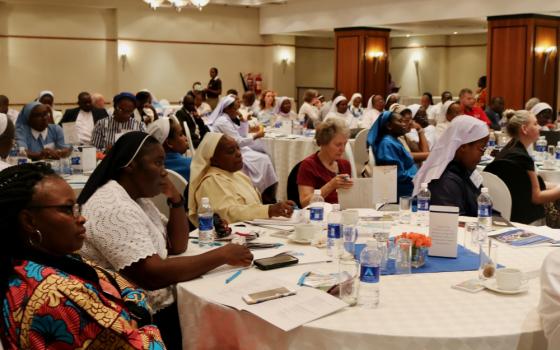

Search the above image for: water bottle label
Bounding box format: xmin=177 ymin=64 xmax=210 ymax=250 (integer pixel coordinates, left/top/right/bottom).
xmin=360 ymin=265 xmax=380 ymax=283
xmin=418 ymin=199 xmax=429 ymax=211
xmin=327 ymin=223 xmax=341 ymax=239
xmin=310 ymin=207 xmax=324 ymax=221
xmin=71 ymin=156 xmax=81 ymax=165
xmin=537 ymin=145 xmax=546 ymax=152
xmin=199 ymin=216 xmax=213 ymax=231
xmin=478 ymin=204 xmax=492 ymax=217
xmin=17 ymin=158 xmax=28 ymax=165
xmin=556 ymin=151 xmax=560 ymax=160
xmin=488 ymin=140 xmax=496 ymax=147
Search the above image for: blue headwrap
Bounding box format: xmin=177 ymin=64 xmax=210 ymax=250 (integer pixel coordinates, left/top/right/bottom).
xmin=112 ymin=92 xmax=137 ymax=106
xmin=366 ymin=111 xmax=393 ymax=154
xmin=16 ymin=102 xmax=42 ymax=128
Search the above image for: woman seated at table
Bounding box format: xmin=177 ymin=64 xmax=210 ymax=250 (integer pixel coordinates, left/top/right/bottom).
xmin=297 ymin=119 xmax=354 ymax=207
xmin=398 ymin=105 xmax=430 ymax=162
xmin=209 ymin=95 xmax=279 ymax=203
xmin=0 ymin=163 xmax=165 ymax=349
xmin=348 ymin=93 xmax=364 ymax=119
xmin=257 ymin=90 xmax=276 ymax=127
xmin=189 ymin=132 xmax=295 ymax=224
xmin=412 ymin=116 xmax=489 ymax=216
xmin=324 ymin=96 xmax=359 ymax=129
xmin=298 ymin=89 xmax=320 ymax=128
xmin=530 ymin=102 xmax=555 ymax=131
xmin=271 ymin=97 xmax=298 ymax=125
xmin=0 ymin=113 xmax=15 ymax=170
xmin=148 ymin=116 xmax=192 ymax=182
xmin=493 ymin=110 xmax=560 ymax=223
xmin=368 ymin=111 xmax=417 ymax=198
xmin=78 ymin=131 xmax=253 ymax=349
xmin=37 ymin=90 xmax=63 ymax=124
xmin=15 ymin=102 xmax=71 ymax=160
xmin=405 ymin=104 xmax=437 ymax=150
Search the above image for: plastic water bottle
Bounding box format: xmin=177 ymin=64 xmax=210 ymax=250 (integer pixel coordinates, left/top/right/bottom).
xmin=70 ymin=147 xmax=82 ymax=174
xmin=535 ymin=136 xmax=547 ymax=161
xmin=555 ymin=142 xmax=560 ymax=166
xmin=477 ymin=187 xmax=493 ymax=233
xmin=359 ymin=239 xmax=381 ymax=308
xmin=309 ymin=189 xmax=325 ymax=224
xmin=416 ymin=183 xmax=431 ymax=227
xmin=14 ymin=147 xmax=29 ymax=165
xmin=327 ymin=204 xmax=342 ymax=258
xmin=198 ymin=197 xmax=215 ymax=248
xmin=487 ymin=132 xmax=496 ymax=155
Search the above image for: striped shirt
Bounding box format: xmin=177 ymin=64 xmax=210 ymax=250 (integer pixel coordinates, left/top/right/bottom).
xmin=91 ymin=116 xmax=145 ymax=149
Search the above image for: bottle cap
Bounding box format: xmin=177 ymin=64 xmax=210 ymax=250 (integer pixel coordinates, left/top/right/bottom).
xmin=313 ymin=189 xmax=321 ymax=195
xmin=332 ymin=204 xmax=340 ymax=211
xmin=481 ymin=187 xmax=489 ymax=193
xmin=421 ymin=182 xmax=428 ymax=189
xmin=367 ymin=239 xmax=378 ymax=248
xmin=201 ymin=197 xmax=210 ymax=205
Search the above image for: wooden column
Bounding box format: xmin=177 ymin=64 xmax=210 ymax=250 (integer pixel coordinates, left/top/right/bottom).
xmin=334 ymin=27 xmax=390 ymax=100
xmin=487 ymin=14 xmax=560 ymax=111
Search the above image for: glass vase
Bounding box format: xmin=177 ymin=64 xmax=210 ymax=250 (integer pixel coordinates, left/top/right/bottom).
xmin=411 ymin=246 xmax=428 ymax=268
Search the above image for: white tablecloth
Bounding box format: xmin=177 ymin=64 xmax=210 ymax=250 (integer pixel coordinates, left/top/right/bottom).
xmin=478 ymin=164 xmax=560 ymax=184
xmin=176 ymin=220 xmax=554 ymax=350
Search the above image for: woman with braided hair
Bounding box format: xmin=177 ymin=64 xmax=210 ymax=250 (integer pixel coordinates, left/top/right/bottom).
xmin=0 ymin=163 xmax=166 ymax=350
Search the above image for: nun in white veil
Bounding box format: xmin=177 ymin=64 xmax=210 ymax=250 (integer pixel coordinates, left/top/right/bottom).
xmin=348 ymin=93 xmax=364 ymax=119
xmin=37 ymin=90 xmax=63 ymax=124
xmin=324 ymin=96 xmax=359 ymax=129
xmin=272 ymin=96 xmax=298 ymax=125
xmin=209 ymin=95 xmax=278 ymax=198
xmin=412 ymin=115 xmax=489 ymax=216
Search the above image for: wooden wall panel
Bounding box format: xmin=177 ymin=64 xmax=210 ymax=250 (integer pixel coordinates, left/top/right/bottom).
xmin=533 ymin=25 xmax=559 ymax=106
xmin=336 ymin=35 xmax=360 ymax=98
xmin=364 ymin=36 xmax=389 ymax=99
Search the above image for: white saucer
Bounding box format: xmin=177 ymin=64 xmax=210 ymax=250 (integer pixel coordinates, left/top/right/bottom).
xmin=287 ymin=234 xmax=312 ymax=244
xmin=483 ymin=280 xmax=529 ymax=294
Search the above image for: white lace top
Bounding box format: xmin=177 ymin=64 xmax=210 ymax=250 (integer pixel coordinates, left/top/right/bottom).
xmin=81 ymin=180 xmax=174 ymax=312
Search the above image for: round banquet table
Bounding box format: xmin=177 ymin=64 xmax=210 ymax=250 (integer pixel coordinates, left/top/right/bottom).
xmin=176 ymin=215 xmax=552 ymax=350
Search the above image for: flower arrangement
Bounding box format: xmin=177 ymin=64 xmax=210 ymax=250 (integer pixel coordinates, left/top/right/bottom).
xmin=395 ymin=232 xmax=432 ymax=268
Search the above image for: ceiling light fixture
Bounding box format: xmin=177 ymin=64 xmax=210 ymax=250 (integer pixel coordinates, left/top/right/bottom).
xmin=142 ymin=0 xmax=209 ymax=11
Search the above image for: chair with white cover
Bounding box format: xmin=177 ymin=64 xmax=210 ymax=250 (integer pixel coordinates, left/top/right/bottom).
xmin=481 ymin=171 xmax=512 ymax=220
xmin=343 ymin=142 xmax=358 ymax=178
xmin=353 ymin=129 xmax=369 ymax=175
xmin=183 ymin=121 xmax=196 ymax=157
xmin=150 ymin=169 xmax=188 ymax=218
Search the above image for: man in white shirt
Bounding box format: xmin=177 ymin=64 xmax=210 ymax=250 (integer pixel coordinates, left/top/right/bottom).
xmin=433 ymin=91 xmax=453 ymax=124
xmin=435 ymin=101 xmax=461 ymax=138
xmin=0 ymin=95 xmax=20 ymax=124
xmin=59 ymin=92 xmax=108 ymax=145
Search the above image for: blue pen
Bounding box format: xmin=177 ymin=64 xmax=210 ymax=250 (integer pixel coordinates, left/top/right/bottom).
xmin=297 ymin=271 xmax=310 ymax=286
xmin=225 ymin=270 xmax=242 ymax=284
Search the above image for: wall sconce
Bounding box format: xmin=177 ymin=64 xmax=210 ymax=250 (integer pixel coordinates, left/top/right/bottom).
xmin=118 ymin=43 xmax=131 ymax=71
xmin=368 ymin=51 xmax=385 ymax=73
xmin=535 ymin=46 xmax=557 ymax=75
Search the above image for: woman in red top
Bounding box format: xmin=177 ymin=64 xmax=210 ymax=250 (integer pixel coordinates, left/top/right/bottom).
xmin=297 ymin=119 xmax=354 ymax=206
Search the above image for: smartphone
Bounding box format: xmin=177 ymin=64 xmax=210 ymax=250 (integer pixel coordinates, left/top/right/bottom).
xmin=253 ymin=254 xmax=299 ymax=270
xmin=242 ymin=287 xmax=296 ymax=305
xmin=452 ymin=279 xmax=484 ymax=293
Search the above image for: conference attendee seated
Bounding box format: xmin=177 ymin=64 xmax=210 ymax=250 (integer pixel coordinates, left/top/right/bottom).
xmin=325 ymin=96 xmax=359 ymax=129
xmin=0 ymin=113 xmax=15 ymax=170
xmin=413 ymin=116 xmax=489 ymax=216
xmin=492 ymin=110 xmax=560 ymax=224
xmin=348 ymin=93 xmax=364 ymax=119
xmin=525 ymin=97 xmax=541 ymax=111
xmin=175 ymin=94 xmax=209 ymax=149
xmin=59 ymin=92 xmax=109 ymax=145
xmin=194 ymin=92 xmax=212 ymax=120
xmin=485 ymin=96 xmax=505 ymax=131
xmin=240 ymin=91 xmax=259 ymax=118
xmin=91 ymin=92 xmax=145 ymax=150
xmin=148 ymin=117 xmax=192 ymax=182
xmin=360 ymin=94 xmax=384 ymax=128
xmin=0 ymin=95 xmax=19 ymax=124
xmin=433 ymin=91 xmax=453 ymax=124
xmin=0 ymin=163 xmax=165 ymax=349
xmin=37 ymin=90 xmax=63 ymax=124
xmin=298 ymin=89 xmax=320 ymax=128
xmin=420 ymin=92 xmax=437 ymax=123
xmin=319 ymin=90 xmax=343 ymax=121
xmin=397 ymin=105 xmax=430 ymax=162
xmin=459 ymin=88 xmax=491 ymax=126
xmin=405 ymin=104 xmax=437 ymax=150
xmin=16 ymin=102 xmax=71 ymax=160
xmin=435 ymin=100 xmax=461 ymax=137
xmin=297 ymin=119 xmax=354 ymax=207
xmin=257 ymin=90 xmax=276 ymax=127
xmin=209 ymin=95 xmax=278 ymax=203
xmin=91 ymin=92 xmax=106 ymax=109
xmin=188 ymin=132 xmax=295 ymax=224
xmin=368 ymin=111 xmax=417 ymax=197
xmin=530 ymin=102 xmax=555 ymax=131
xmin=272 ymin=96 xmax=298 ymax=125
xmin=384 ymin=93 xmax=400 ymax=110
xmin=134 ymin=90 xmax=158 ymax=125
xmin=539 ymin=250 xmax=560 ymax=349
xmin=78 ymin=131 xmax=253 ymax=348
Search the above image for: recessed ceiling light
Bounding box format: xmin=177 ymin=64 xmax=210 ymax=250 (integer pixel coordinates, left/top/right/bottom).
xmin=453 ymin=31 xmax=458 ymax=35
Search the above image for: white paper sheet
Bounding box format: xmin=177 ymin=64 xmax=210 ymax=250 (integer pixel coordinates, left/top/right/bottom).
xmin=338 ymin=178 xmax=375 ymax=209
xmin=62 ymin=122 xmax=79 ymax=145
xmin=372 ymin=165 xmax=397 ymax=205
xmin=204 ymin=277 xmax=347 ymax=331
xmin=429 ymin=205 xmax=459 ymax=258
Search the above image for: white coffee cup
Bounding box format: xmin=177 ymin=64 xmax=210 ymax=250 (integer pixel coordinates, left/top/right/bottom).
xmin=294 ymin=224 xmax=316 ymax=241
xmin=495 ymin=268 xmax=526 ymax=291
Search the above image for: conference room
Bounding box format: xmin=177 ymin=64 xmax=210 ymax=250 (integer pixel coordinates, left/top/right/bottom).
xmin=2 ymin=0 xmax=560 ymax=349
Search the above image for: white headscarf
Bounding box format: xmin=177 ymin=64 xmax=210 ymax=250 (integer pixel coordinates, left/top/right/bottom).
xmin=408 ymin=104 xmax=421 ymax=118
xmin=147 ymin=117 xmax=171 ymax=144
xmin=530 ymin=102 xmax=552 ymax=116
xmin=385 ymin=93 xmax=400 ymax=105
xmin=273 ymin=96 xmax=291 ymax=116
xmin=328 ymin=96 xmax=348 ymax=114
xmin=441 ymin=100 xmax=456 ymax=118
xmin=187 ymin=132 xmax=224 ymax=223
xmin=349 ymin=93 xmax=362 ymax=108
xmin=38 ymin=90 xmax=54 ymax=101
xmin=208 ymin=95 xmax=236 ymax=125
xmin=0 ymin=113 xmax=8 ymax=136
xmin=412 ymin=115 xmax=489 ymax=196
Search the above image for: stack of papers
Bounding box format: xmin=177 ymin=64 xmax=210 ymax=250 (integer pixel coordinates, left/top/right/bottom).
xmin=490 ymin=228 xmax=553 ymax=246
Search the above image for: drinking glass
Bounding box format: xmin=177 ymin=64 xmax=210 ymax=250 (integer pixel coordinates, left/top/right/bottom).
xmin=464 ymin=222 xmax=479 ymax=250
xmin=373 ymin=233 xmax=389 ymax=273
xmin=342 ymin=210 xmax=359 ymax=256
xmin=399 ymin=196 xmax=412 ymax=224
xmin=339 ymin=257 xmax=360 ymax=306
xmin=479 ymin=241 xmax=498 ymax=280
xmin=395 ymin=238 xmax=412 ymax=275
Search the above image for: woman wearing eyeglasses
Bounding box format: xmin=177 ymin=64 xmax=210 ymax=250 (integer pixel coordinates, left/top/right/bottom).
xmin=0 ymin=163 xmax=165 ymax=349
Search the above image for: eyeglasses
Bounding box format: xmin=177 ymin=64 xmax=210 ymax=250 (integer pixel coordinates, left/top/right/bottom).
xmin=28 ymin=203 xmax=82 ymax=219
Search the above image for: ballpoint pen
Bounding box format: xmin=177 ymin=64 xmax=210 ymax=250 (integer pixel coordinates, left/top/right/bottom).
xmin=225 ymin=270 xmax=242 ymax=284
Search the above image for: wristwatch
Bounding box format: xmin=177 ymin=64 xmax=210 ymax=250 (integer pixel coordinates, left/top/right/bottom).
xmin=167 ymin=195 xmax=184 ymax=208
